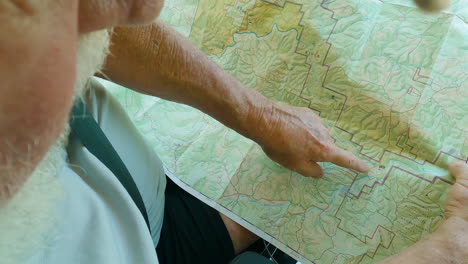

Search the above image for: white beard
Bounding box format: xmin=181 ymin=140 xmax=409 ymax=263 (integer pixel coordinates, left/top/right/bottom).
xmin=0 ymin=30 xmax=111 ymax=264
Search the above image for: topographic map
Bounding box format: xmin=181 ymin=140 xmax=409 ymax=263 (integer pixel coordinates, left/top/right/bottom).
xmin=104 ymin=0 xmax=468 ymax=263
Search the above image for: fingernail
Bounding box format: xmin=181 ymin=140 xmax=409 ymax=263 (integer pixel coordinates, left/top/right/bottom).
xmin=361 ymin=162 xmax=371 ymax=172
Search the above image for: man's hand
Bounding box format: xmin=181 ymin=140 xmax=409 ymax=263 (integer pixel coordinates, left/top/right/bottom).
xmin=431 ymin=162 xmax=468 ymax=262
xmin=445 ymin=162 xmax=468 ymax=221
xmin=380 ymin=162 xmax=468 ymax=264
xmin=250 ymin=102 xmax=370 ymax=178
xmin=103 ymin=22 xmax=370 ymax=179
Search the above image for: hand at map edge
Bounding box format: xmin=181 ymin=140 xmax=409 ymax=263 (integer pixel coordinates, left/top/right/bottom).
xmin=444 ymin=161 xmax=468 ymax=221
xmin=378 ymin=162 xmax=468 ymax=264
xmin=250 ymin=102 xmax=370 ymax=178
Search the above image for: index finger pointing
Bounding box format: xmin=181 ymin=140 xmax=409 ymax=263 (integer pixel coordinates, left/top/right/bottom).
xmin=327 ymin=147 xmax=370 ymax=172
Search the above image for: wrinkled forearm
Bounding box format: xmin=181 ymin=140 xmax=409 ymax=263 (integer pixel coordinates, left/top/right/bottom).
xmin=103 ymin=20 xmax=270 ymax=141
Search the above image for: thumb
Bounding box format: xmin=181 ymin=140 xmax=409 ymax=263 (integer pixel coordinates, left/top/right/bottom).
xmin=444 ymin=162 xmax=468 ymax=221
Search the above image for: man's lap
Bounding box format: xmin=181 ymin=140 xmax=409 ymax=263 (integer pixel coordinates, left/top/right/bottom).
xmin=157 ymin=177 xmax=236 ymax=264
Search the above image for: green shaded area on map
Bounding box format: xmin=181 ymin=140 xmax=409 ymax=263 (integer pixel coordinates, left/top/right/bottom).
xmin=107 ymin=0 xmax=468 ymax=263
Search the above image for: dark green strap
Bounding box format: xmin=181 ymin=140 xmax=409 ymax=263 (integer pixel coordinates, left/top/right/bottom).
xmin=70 ymin=100 xmax=151 ymax=233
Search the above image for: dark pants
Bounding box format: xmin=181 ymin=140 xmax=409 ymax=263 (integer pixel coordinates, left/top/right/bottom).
xmin=156 ymin=177 xmax=236 ymax=264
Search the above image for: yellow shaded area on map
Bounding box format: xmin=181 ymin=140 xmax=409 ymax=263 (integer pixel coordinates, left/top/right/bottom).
xmin=240 ymin=1 xmax=304 ymax=37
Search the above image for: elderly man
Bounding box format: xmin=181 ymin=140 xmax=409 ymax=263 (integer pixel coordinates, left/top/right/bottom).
xmin=0 ymin=0 xmax=466 ymax=264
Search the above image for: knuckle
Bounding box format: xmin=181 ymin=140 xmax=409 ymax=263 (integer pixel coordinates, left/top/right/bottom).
xmin=316 ymin=143 xmax=333 ymax=160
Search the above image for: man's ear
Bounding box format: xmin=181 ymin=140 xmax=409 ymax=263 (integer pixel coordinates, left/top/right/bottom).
xmin=414 ymin=0 xmax=451 ymax=12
